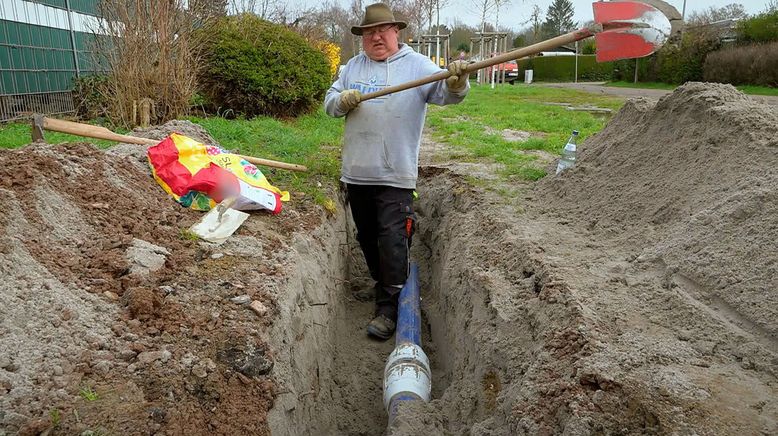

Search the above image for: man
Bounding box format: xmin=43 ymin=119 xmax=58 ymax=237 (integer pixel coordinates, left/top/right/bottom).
xmin=324 ymin=2 xmax=470 ymax=340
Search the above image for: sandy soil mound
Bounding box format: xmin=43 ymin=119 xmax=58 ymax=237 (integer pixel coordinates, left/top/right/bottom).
xmin=0 ymin=140 xmax=290 ymax=435
xmin=3 ymin=84 xmax=775 ymax=435
xmin=383 ymin=83 xmax=776 ymax=435
xmin=537 ymin=82 xmax=778 ymax=337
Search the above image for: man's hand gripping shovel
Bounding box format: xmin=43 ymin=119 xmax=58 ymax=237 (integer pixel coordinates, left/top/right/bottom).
xmin=357 ymin=1 xmax=675 ymax=102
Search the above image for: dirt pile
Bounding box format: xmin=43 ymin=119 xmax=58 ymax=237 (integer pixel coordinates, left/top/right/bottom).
xmin=537 ymin=82 xmax=778 ymax=336
xmin=0 ymin=143 xmax=193 ymax=296
xmin=381 ymin=84 xmax=776 ymax=435
xmin=0 ymin=141 xmax=294 ymax=435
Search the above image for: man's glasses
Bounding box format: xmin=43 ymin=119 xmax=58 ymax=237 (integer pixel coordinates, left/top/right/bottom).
xmin=362 ymin=24 xmax=396 ymax=37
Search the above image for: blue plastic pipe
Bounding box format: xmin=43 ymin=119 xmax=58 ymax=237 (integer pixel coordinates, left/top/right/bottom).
xmin=396 ymin=263 xmax=422 ymax=346
xmin=384 ymin=262 xmax=432 ymax=425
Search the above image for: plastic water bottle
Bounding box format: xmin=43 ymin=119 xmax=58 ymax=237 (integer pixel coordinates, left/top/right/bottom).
xmin=556 ymin=130 xmax=579 ymax=175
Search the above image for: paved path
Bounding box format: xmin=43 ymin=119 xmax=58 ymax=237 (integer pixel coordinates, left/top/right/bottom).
xmin=541 ymin=82 xmax=778 ymax=106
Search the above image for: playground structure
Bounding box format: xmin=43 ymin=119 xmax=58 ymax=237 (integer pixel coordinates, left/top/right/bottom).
xmin=408 ymin=33 xmax=451 ymax=68
xmin=470 ymin=32 xmax=511 ymax=86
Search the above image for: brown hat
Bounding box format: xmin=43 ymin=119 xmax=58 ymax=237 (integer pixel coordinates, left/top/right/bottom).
xmin=351 ymin=3 xmax=407 ymax=35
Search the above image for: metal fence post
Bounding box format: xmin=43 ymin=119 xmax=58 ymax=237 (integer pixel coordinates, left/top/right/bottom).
xmin=65 ymin=0 xmax=81 ymax=77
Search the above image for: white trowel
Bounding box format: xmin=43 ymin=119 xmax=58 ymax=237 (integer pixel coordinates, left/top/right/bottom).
xmin=190 ymin=197 xmax=249 ymax=244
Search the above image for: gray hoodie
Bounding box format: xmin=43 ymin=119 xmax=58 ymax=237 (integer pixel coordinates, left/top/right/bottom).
xmin=324 ymin=44 xmax=469 ymax=189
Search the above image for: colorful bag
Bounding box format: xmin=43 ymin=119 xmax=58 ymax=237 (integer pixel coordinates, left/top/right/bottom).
xmin=147 ymin=133 xmax=289 ymax=213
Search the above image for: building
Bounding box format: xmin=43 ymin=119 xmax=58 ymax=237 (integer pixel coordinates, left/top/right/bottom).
xmin=0 ymin=0 xmax=105 ymax=121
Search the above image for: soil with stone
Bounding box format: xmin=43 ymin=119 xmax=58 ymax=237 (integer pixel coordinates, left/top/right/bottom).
xmin=0 ymin=121 xmax=326 ymax=435
xmin=2 ymin=83 xmax=777 ymax=436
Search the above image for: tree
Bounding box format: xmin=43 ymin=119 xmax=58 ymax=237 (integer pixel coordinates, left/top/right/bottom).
xmin=687 ymin=3 xmax=748 ymax=26
xmin=418 ymin=0 xmax=438 ymax=32
xmin=455 ymin=41 xmax=470 ymax=53
xmin=736 ymin=9 xmax=778 ymax=43
xmin=470 ymin=0 xmax=495 ymax=32
xmin=405 ymin=0 xmax=430 ymax=39
xmin=190 ymin=0 xmax=227 ymax=18
xmin=542 ymin=0 xmax=575 ymax=38
xmin=228 ymin=0 xmax=288 ymax=22
xmin=449 ymin=21 xmax=477 ymax=55
xmin=493 ymin=0 xmax=512 ymax=30
xmin=529 ymin=4 xmax=542 ymax=42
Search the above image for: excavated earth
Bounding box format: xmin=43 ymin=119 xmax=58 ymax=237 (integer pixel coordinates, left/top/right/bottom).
xmin=1 ymin=82 xmax=776 ymax=436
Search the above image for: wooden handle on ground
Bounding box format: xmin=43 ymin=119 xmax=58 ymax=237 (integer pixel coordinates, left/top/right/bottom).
xmin=42 ymin=117 xmax=158 ymax=146
xmin=39 ymin=117 xmax=308 ymax=172
xmin=359 ymin=26 xmax=599 ymax=102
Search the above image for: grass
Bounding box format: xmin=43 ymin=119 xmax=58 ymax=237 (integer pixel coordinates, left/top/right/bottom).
xmin=0 ymin=120 xmax=125 ymax=149
xmin=186 ymin=110 xmax=343 ymax=205
xmin=49 ymin=408 xmax=61 ymax=428
xmin=735 ymin=85 xmax=778 ymax=96
xmin=607 ymin=80 xmax=778 ymax=96
xmin=0 ymin=84 xmax=621 ymax=194
xmin=0 ymin=110 xmax=344 ymax=208
xmin=425 ymin=83 xmax=623 ymax=180
xmin=79 ymin=386 xmax=99 ymax=401
xmin=606 ymin=81 xmax=676 ymax=90
xmin=179 ymin=228 xmax=200 ymax=241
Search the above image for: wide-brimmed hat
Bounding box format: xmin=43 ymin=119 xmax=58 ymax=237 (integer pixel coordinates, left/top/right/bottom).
xmin=351 ymin=3 xmax=407 ymax=35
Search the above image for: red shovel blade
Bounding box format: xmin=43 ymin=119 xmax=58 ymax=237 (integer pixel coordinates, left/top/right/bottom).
xmin=593 ymin=1 xmax=672 ymax=62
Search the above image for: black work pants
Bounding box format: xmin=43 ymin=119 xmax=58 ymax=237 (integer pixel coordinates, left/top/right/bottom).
xmin=346 ymin=184 xmax=415 ymax=320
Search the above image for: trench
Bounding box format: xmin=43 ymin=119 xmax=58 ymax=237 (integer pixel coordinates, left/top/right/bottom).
xmin=265 ymin=168 xmax=584 ymax=435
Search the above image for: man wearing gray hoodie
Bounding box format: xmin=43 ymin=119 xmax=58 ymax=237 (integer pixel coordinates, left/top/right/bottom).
xmin=324 ymin=3 xmax=470 ymax=340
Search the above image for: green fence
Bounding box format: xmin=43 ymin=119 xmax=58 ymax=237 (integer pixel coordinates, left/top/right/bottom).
xmin=0 ymin=0 xmax=105 ymax=121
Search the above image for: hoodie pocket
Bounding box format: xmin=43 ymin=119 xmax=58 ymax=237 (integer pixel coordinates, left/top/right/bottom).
xmin=343 ymin=129 xmax=392 ymax=178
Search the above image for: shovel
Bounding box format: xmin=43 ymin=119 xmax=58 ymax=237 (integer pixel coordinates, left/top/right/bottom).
xmin=358 ymin=1 xmax=673 ymax=102
xmin=189 ymin=197 xmax=249 ymax=244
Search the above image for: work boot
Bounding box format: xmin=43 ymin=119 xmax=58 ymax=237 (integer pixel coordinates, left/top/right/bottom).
xmin=367 ymin=314 xmax=396 ymax=340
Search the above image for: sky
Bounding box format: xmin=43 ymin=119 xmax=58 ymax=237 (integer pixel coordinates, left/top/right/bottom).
xmin=295 ymin=1 xmax=773 ymax=31
xmin=441 ymin=1 xmax=771 ymax=30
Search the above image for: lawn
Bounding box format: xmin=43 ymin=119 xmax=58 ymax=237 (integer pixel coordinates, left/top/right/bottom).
xmin=0 ymin=121 xmax=124 ymax=149
xmin=425 ymin=83 xmax=624 ymax=180
xmin=0 ymin=83 xmax=624 ymax=188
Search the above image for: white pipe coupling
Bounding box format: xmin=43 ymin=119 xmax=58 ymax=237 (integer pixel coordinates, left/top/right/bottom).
xmin=383 ymin=342 xmax=432 ymax=412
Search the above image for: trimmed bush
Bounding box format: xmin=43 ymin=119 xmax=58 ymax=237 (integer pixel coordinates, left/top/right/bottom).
xmin=516 ymin=55 xmax=615 ymax=82
xmin=654 ymin=32 xmax=721 ymax=84
xmin=612 ymin=31 xmax=721 ymax=85
xmin=704 ymin=41 xmax=778 ymax=87
xmin=198 ymin=14 xmax=331 ymax=118
xmin=737 ymin=11 xmax=778 ymax=43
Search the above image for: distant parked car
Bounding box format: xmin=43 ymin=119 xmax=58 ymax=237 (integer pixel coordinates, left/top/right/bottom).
xmin=485 ymin=60 xmax=519 ymax=84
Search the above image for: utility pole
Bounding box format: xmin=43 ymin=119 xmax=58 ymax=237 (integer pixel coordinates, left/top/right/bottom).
xmin=575 ymin=41 xmax=578 ymax=83
xmin=435 ymin=0 xmax=441 ymax=67
xmin=65 ymin=0 xmax=81 ymax=77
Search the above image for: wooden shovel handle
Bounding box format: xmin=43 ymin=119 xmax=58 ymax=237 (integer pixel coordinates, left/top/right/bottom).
xmin=359 ymin=25 xmax=600 ymax=102
xmin=42 ymin=117 xmax=158 ymax=146
xmin=40 ymin=117 xmax=308 ymax=172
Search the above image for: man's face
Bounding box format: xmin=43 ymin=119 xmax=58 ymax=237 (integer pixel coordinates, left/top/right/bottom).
xmin=362 ymin=24 xmax=400 ymax=61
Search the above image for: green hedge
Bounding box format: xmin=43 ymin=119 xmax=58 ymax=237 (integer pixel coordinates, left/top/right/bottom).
xmin=515 ymin=55 xmax=615 ymax=82
xmin=197 ymin=14 xmax=331 ymax=118
xmin=737 ymin=11 xmax=778 ymax=44
xmin=704 ymin=41 xmax=778 ymax=87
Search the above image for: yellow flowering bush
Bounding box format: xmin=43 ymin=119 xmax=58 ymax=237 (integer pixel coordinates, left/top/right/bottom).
xmin=312 ymin=40 xmax=341 ymax=78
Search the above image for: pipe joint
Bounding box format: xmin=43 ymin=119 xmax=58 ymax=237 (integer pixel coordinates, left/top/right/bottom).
xmin=383 ymin=342 xmax=432 ymax=413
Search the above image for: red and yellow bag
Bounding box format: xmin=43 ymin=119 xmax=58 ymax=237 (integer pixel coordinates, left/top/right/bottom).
xmin=147 ymin=133 xmax=289 ymax=213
